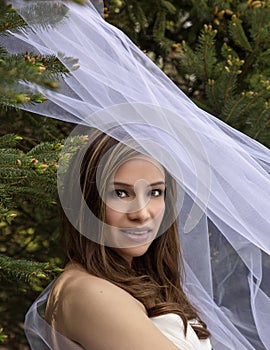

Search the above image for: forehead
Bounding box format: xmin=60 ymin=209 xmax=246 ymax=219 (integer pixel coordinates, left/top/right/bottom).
xmin=111 ymin=155 xmax=165 ymax=183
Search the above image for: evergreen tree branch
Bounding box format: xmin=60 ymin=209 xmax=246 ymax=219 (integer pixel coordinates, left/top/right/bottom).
xmin=0 ymin=253 xmax=62 ymax=285
xmin=228 ymin=14 xmax=252 ymax=52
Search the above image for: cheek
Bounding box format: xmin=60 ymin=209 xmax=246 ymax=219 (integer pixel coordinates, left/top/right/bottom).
xmin=105 ymin=205 xmax=121 ymax=225
xmin=155 ymin=197 xmax=166 ymax=211
xmin=152 ymin=200 xmax=166 ymax=220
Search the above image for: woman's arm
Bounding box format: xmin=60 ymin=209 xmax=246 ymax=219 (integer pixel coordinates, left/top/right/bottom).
xmin=60 ymin=274 xmax=181 ymax=350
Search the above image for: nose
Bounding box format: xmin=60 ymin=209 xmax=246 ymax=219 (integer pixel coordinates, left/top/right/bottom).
xmin=127 ymin=195 xmax=151 ymax=222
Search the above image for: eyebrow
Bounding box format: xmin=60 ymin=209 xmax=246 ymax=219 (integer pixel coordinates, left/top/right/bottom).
xmin=109 ymin=181 xmax=166 ymax=187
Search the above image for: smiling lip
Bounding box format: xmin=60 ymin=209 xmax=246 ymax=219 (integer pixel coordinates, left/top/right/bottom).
xmin=119 ymin=227 xmax=153 ymax=243
xmin=120 ymin=227 xmax=152 ymax=235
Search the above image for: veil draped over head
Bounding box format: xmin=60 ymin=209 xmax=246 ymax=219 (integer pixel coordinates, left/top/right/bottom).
xmin=3 ymin=0 xmax=270 ymax=349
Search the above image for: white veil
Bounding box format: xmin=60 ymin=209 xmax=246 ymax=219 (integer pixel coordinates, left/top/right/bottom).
xmin=3 ymin=1 xmax=270 ymax=349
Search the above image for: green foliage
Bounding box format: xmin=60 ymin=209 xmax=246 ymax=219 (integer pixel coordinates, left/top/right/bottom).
xmin=228 ymin=15 xmax=252 ymax=52
xmin=0 ymin=2 xmax=92 ymax=348
xmin=0 ymin=134 xmax=62 ymax=222
xmin=0 ymin=253 xmax=62 ymax=285
xmin=169 ymin=1 xmax=270 ymax=146
xmin=106 ymin=0 xmax=177 ymax=52
xmin=179 ymin=25 xmax=218 ymax=80
xmin=0 ymin=1 xmax=24 ymax=31
xmin=0 ymin=133 xmax=88 ymax=223
xmin=0 ymin=327 xmax=8 ymax=344
xmin=105 ymin=1 xmax=270 ymax=147
xmin=0 ymin=1 xmax=80 ymax=109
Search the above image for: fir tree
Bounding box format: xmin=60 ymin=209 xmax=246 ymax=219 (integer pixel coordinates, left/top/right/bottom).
xmin=174 ymin=1 xmax=270 ymax=146
xmin=0 ymin=0 xmax=86 ymax=347
xmin=106 ymin=0 xmax=270 ymax=146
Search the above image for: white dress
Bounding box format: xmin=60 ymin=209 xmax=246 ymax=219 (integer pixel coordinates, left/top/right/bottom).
xmin=151 ymin=313 xmax=212 ymax=350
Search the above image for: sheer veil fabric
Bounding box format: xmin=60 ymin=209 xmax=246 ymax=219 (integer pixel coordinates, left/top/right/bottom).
xmin=3 ymin=1 xmax=270 ymax=349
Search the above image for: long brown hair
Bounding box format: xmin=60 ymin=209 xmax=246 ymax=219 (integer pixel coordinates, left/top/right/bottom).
xmin=61 ymin=128 xmax=209 ymax=339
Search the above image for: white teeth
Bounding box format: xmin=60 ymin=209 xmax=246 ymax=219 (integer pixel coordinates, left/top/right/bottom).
xmin=129 ymin=231 xmax=147 ymax=235
xmin=124 ymin=231 xmax=148 ymax=235
xmin=120 ymin=229 xmax=151 ymax=242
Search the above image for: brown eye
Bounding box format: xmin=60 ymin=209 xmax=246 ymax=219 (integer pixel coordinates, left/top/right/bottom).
xmin=149 ymin=189 xmax=163 ymax=197
xmin=111 ymin=189 xmax=128 ymax=198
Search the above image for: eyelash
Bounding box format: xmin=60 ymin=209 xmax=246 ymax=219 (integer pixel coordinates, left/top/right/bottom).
xmin=110 ymin=189 xmax=164 ymax=199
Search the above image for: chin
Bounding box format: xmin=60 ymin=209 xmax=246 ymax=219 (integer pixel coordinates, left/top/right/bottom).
xmin=115 ymin=243 xmax=152 ymax=262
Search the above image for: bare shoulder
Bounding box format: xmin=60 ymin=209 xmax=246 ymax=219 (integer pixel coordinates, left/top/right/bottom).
xmin=49 ymin=262 xmax=179 ymax=350
xmin=58 ymin=262 xmax=146 ymax=313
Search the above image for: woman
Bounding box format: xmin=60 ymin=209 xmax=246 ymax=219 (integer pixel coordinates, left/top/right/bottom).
xmin=6 ymin=0 xmax=270 ymax=349
xmin=43 ymin=128 xmax=211 ymax=349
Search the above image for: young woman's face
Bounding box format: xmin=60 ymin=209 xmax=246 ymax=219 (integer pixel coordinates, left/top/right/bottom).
xmin=105 ymin=155 xmax=166 ymax=265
